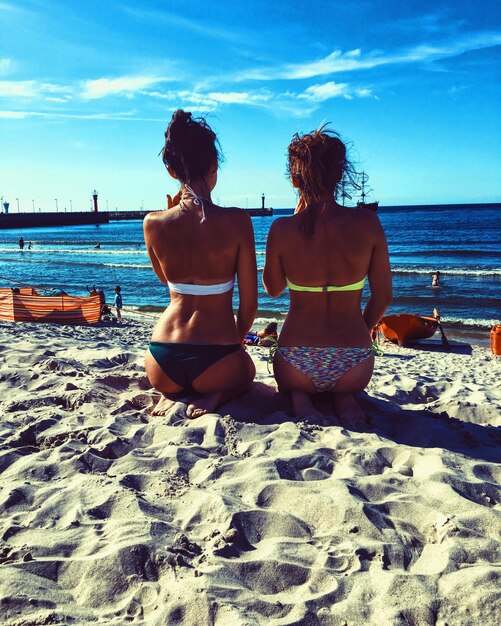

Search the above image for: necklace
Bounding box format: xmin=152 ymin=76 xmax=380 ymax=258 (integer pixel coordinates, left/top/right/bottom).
xmin=179 ymin=185 xmax=208 ymax=223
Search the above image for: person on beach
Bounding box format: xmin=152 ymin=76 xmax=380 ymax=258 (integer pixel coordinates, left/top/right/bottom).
xmin=114 ymin=285 xmax=123 ymax=320
xmin=244 ymin=322 xmax=279 ymax=346
xmin=144 ymin=109 xmax=257 ymax=418
xmin=18 ymin=236 xmax=24 ymax=250
xmin=257 ymin=321 xmax=279 ymax=347
xmin=263 ymin=125 xmax=392 ymax=427
xmin=432 ymin=271 xmax=441 ymax=288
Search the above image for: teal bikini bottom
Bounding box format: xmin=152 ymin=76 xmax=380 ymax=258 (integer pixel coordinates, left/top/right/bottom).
xmin=148 ymin=342 xmax=240 ymax=390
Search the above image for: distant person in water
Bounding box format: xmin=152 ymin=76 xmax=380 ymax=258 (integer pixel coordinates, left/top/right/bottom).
xmin=28 ymin=241 xmax=32 ymax=250
xmin=143 ymin=109 xmax=257 ymax=418
xmin=95 ymin=243 xmax=101 ymax=249
xmin=18 ymin=237 xmax=24 ymax=250
xmin=432 ymin=271 xmax=441 ymax=287
xmin=263 ymin=124 xmax=392 ymax=428
xmin=114 ymin=285 xmax=123 ymax=320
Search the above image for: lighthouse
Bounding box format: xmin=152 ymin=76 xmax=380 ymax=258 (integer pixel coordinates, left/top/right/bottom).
xmin=92 ymin=190 xmax=98 ymax=213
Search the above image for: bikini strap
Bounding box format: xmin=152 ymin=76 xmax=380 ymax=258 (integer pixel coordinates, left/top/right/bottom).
xmin=181 ymin=185 xmax=207 ymax=224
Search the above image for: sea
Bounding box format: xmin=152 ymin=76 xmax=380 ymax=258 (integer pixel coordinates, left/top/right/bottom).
xmin=0 ymin=204 xmax=499 ymax=336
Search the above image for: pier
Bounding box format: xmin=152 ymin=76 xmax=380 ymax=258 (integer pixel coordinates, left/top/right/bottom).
xmin=0 ymin=191 xmax=272 ymax=229
xmin=0 ymin=211 xmax=109 ymax=230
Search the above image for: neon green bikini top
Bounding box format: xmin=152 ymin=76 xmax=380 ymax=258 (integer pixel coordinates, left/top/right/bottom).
xmin=286 ymin=277 xmax=366 ymax=292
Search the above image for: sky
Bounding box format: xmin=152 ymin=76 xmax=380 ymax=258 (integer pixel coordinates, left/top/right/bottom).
xmin=0 ymin=0 xmax=500 ymax=212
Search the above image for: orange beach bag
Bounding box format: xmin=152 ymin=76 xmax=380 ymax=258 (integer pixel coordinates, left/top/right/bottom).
xmin=490 ymin=324 xmax=501 ymax=355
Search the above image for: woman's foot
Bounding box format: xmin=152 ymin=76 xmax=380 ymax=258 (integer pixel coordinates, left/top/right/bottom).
xmin=151 ymin=394 xmax=179 ymax=416
xmin=291 ymin=390 xmax=325 ymax=422
xmin=334 ymin=393 xmax=368 ymax=430
xmin=186 ymin=391 xmax=223 ymax=419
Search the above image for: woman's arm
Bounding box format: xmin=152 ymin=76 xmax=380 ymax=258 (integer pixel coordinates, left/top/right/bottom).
xmin=143 ymin=214 xmax=168 ymax=285
xmin=363 ymin=216 xmax=392 ymax=330
xmin=236 ymin=213 xmax=258 ymax=341
xmin=263 ymin=219 xmax=287 ymax=297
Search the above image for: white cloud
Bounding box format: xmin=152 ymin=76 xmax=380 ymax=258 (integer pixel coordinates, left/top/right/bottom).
xmin=236 ymin=31 xmax=501 ymax=81
xmin=81 ymin=76 xmax=163 ymax=99
xmin=0 ymin=80 xmax=73 ymax=101
xmin=148 ymin=88 xmax=272 ymax=110
xmin=0 ymin=110 xmax=165 ymax=121
xmin=207 ymin=91 xmax=271 ymax=105
xmin=289 ymin=81 xmax=375 ymax=103
xmin=122 ymin=6 xmax=243 ymax=44
xmin=0 ymin=80 xmax=37 ymax=97
xmin=0 ymin=110 xmax=28 ymax=118
xmin=297 ymin=81 xmax=350 ymax=101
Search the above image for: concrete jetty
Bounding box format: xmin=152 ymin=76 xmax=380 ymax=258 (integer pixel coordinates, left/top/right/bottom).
xmin=0 ymin=207 xmax=273 ymax=229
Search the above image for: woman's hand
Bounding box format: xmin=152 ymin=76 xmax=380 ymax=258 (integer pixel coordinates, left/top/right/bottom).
xmin=166 ymin=189 xmax=182 ymax=210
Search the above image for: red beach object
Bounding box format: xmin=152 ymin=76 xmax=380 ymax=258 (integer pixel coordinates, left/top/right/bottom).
xmin=0 ymin=288 xmax=102 ymax=324
xmin=490 ymin=324 xmax=501 ymax=355
xmin=379 ymin=313 xmax=439 ymax=346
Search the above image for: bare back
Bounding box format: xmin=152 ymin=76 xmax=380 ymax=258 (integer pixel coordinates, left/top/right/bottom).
xmin=144 ymin=203 xmax=257 ymax=344
xmin=263 ymin=205 xmax=391 ymax=347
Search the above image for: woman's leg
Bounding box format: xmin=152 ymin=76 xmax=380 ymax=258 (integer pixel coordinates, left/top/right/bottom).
xmin=189 ymin=348 xmax=255 ymax=418
xmin=273 ymin=352 xmax=325 ymax=420
xmin=331 ymin=354 xmax=374 ymax=429
xmin=144 ymin=349 xmax=185 ymax=415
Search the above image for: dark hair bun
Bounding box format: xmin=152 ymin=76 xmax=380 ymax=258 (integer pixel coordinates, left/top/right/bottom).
xmin=162 ymin=109 xmax=221 ymax=182
xmin=172 ymin=109 xmax=191 ymax=124
xmin=170 ymin=109 xmax=192 ymax=133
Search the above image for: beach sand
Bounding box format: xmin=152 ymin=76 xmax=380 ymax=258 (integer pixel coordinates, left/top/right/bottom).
xmin=0 ymin=318 xmax=500 ymax=625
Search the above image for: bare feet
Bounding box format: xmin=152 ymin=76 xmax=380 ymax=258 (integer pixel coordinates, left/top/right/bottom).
xmin=150 ymin=394 xmax=179 ymax=416
xmin=187 ymin=392 xmax=223 ymax=419
xmin=291 ymin=390 xmax=325 ymax=423
xmin=334 ymin=393 xmax=369 ymax=430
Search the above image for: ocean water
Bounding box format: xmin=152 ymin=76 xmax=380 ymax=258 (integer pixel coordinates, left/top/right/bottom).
xmin=0 ymin=204 xmax=499 ymax=332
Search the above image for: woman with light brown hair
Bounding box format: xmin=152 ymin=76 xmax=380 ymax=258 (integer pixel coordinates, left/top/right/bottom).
xmin=263 ymin=126 xmax=392 ymax=427
xmin=144 ymin=110 xmax=257 ymax=418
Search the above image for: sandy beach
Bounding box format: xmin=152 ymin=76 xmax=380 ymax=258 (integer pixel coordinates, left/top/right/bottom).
xmin=0 ymin=317 xmax=500 ymax=625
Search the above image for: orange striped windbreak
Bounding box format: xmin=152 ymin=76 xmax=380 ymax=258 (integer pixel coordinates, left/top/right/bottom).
xmin=0 ymin=289 xmax=101 ymax=324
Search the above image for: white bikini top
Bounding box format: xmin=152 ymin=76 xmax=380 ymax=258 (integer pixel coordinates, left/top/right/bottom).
xmin=168 ymin=278 xmax=235 ymax=296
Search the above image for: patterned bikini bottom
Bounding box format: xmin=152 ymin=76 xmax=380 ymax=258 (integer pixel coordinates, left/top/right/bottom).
xmin=277 ymin=346 xmax=373 ymax=392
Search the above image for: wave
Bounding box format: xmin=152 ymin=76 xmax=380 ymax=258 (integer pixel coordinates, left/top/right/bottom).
xmin=391 ymin=249 xmax=501 ymax=259
xmin=391 ymin=267 xmax=501 ymax=278
xmin=255 ymin=265 xmax=501 ymax=277
xmin=378 ymin=203 xmax=501 ymax=213
xmin=103 ymin=263 xmax=151 ymax=269
xmin=438 ymin=316 xmax=498 ymax=331
xmin=0 ymin=246 xmax=147 ymax=256
xmin=0 ymin=240 xmax=145 ymax=247
xmin=1 ymin=257 xmax=152 ymax=271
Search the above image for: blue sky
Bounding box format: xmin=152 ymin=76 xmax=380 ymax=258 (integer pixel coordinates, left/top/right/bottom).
xmin=1 ymin=0 xmax=500 ymax=212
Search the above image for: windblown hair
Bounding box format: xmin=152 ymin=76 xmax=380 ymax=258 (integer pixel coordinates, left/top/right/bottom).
xmin=287 ymin=124 xmax=359 ymax=236
xmin=161 ymin=109 xmax=222 ymax=183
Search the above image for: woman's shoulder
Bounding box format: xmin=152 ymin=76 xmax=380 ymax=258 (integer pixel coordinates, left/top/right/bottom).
xmin=344 ymin=206 xmax=384 ymax=234
xmin=269 ymin=215 xmax=297 ymax=232
xmin=143 ymin=209 xmax=170 ymax=228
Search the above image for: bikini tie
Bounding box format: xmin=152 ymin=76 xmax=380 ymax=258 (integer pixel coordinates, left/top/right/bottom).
xmin=180 ymin=185 xmax=207 ymax=223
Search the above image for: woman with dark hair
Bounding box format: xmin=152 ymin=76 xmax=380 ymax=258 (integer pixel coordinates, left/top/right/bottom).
xmin=144 ymin=110 xmax=257 ymax=418
xmin=263 ymin=126 xmax=392 ymax=427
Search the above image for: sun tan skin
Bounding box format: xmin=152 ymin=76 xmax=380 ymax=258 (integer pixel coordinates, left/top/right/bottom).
xmin=144 ymin=163 xmax=258 ymax=418
xmin=263 ymin=194 xmax=392 ymax=426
